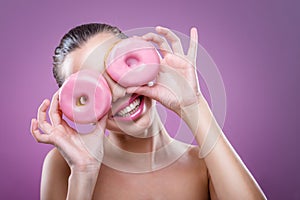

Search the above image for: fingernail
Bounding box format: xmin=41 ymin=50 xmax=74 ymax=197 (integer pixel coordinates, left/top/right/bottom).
xmin=147 ymin=81 xmax=154 ymax=87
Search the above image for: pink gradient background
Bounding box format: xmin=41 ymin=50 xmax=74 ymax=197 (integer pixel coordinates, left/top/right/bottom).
xmin=0 ymin=0 xmax=299 ymax=199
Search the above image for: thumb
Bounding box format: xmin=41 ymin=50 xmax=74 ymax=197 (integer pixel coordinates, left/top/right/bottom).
xmin=78 ymin=115 xmax=107 ymax=162
xmin=95 ymin=115 xmax=108 ymax=132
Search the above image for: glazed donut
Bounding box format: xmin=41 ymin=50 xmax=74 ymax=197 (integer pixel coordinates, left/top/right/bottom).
xmin=105 ymin=37 xmax=160 ymax=87
xmin=59 ymin=69 xmax=112 ymax=124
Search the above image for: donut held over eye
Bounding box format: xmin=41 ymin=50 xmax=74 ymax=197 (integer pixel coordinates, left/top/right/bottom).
xmin=106 ymin=38 xmax=160 ymax=87
xmin=59 ymin=69 xmax=112 ymax=124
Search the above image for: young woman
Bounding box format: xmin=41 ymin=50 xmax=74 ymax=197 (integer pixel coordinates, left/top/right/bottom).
xmin=30 ymin=23 xmax=266 ymax=199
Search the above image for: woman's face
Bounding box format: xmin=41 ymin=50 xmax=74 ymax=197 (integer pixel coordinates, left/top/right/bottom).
xmin=61 ymin=32 xmax=156 ymax=137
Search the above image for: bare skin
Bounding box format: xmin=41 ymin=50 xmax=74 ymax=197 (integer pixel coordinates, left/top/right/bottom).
xmin=31 ymin=26 xmax=266 ymax=199
xmin=43 ymin=144 xmax=211 ymax=200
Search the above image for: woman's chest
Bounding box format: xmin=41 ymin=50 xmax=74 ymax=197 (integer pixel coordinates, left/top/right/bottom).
xmin=92 ymin=164 xmax=209 ymax=200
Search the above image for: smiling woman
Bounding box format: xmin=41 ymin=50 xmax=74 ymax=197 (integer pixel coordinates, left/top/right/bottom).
xmin=30 ymin=23 xmax=267 ymax=199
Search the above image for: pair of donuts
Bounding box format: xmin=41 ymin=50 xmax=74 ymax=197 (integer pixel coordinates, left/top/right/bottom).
xmin=59 ymin=38 xmax=160 ymax=124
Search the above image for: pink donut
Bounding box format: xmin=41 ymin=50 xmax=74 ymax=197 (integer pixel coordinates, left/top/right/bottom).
xmin=59 ymin=69 xmax=112 ymax=124
xmin=106 ymin=38 xmax=160 ymax=87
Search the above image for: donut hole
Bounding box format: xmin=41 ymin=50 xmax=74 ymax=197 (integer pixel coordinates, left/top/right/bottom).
xmin=77 ymin=95 xmax=89 ymax=106
xmin=125 ymin=56 xmax=139 ymax=68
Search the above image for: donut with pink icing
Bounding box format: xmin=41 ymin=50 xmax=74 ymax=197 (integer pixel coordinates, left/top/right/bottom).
xmin=59 ymin=69 xmax=112 ymax=124
xmin=106 ymin=38 xmax=160 ymax=87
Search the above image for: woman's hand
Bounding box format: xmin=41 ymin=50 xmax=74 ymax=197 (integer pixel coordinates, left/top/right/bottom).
xmin=30 ymin=91 xmax=106 ymax=172
xmin=126 ymin=26 xmax=202 ymax=116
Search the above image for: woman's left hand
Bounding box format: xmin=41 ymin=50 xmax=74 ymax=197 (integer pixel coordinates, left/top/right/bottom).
xmin=126 ymin=26 xmax=202 ymax=116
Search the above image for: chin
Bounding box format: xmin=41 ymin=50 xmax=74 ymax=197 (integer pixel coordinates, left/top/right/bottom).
xmin=106 ymin=96 xmax=157 ymax=138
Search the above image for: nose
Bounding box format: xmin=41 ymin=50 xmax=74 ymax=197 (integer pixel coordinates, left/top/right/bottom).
xmin=103 ymin=72 xmax=127 ymax=102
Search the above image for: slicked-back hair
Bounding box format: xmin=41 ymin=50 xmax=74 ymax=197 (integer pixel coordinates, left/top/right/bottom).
xmin=53 ymin=23 xmax=127 ymax=87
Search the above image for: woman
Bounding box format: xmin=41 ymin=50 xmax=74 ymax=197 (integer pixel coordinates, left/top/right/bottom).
xmin=30 ymin=23 xmax=266 ymax=199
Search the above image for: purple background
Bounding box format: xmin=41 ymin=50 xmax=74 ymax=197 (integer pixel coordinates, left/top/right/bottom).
xmin=1 ymin=0 xmax=299 ymax=199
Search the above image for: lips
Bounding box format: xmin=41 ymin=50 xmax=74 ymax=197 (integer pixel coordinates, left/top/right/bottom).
xmin=115 ymin=97 xmax=141 ymax=117
xmin=111 ymin=94 xmax=145 ymax=121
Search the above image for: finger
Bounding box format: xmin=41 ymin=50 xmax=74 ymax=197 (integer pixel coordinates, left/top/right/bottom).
xmin=103 ymin=72 xmax=127 ymax=103
xmin=49 ymin=91 xmax=62 ymax=126
xmin=80 ymin=116 xmax=107 ymax=161
xmin=187 ymin=27 xmax=198 ymax=65
xmin=142 ymin=32 xmax=172 ymax=56
xmin=30 ymin=118 xmax=51 ymax=144
xmin=37 ymin=99 xmax=53 ymax=132
xmin=156 ymin=26 xmax=184 ymax=55
xmin=61 ymin=118 xmax=71 ymax=129
xmin=126 ymin=85 xmax=159 ymax=102
xmin=132 ymin=35 xmax=143 ymax=39
xmin=95 ymin=115 xmax=108 ymax=133
xmin=164 ymin=53 xmax=192 ymax=70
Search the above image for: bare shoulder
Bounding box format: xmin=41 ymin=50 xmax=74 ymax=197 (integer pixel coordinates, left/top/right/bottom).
xmin=177 ymin=142 xmax=207 ymax=165
xmin=166 ymin=142 xmax=210 ymax=199
xmin=42 ymin=147 xmax=70 ymax=176
xmin=183 ymin=144 xmax=218 ymax=199
xmin=41 ymin=148 xmax=70 ymax=199
xmin=173 ymin=141 xmax=208 ymax=178
xmin=185 ymin=144 xmax=208 ymax=172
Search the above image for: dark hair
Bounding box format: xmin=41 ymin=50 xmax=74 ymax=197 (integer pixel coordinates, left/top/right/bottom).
xmin=53 ymin=23 xmax=127 ymax=87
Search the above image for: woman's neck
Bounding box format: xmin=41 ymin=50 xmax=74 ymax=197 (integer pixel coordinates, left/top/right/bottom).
xmin=107 ymin=113 xmax=172 ymax=153
xmin=102 ymin=113 xmax=189 ymax=173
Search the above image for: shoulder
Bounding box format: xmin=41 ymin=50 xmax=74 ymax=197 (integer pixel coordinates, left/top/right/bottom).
xmin=184 ymin=145 xmax=218 ymax=199
xmin=185 ymin=144 xmax=208 ymax=171
xmin=168 ymin=142 xmax=210 ymax=197
xmin=185 ymin=145 xmax=210 ymax=187
xmin=44 ymin=147 xmax=65 ymax=163
xmin=174 ymin=141 xmax=208 ymax=175
xmin=42 ymin=147 xmax=70 ymax=175
xmin=41 ymin=148 xmax=70 ymax=199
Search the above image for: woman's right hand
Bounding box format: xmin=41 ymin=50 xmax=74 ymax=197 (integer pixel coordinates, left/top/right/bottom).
xmin=30 ymin=91 xmax=107 ymax=172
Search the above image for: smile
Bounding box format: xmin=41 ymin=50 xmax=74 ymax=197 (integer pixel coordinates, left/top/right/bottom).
xmin=113 ymin=95 xmax=145 ymax=121
xmin=115 ymin=97 xmax=141 ymax=117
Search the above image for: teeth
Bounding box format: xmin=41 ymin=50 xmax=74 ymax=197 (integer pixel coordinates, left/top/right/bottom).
xmin=116 ymin=98 xmax=141 ymax=117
